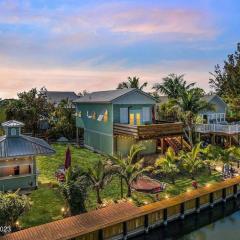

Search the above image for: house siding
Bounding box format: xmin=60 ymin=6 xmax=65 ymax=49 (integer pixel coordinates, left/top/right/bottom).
xmin=76 ymin=103 xmax=113 ymax=155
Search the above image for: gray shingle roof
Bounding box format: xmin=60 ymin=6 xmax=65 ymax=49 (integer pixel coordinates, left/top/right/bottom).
xmin=2 ymin=120 xmax=24 ymax=128
xmin=0 ymin=135 xmax=55 ymax=158
xmin=73 ymin=88 xmax=152 ymax=103
xmin=44 ymin=91 xmax=79 ymax=105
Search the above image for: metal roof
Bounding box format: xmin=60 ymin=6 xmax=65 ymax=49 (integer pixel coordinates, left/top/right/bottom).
xmin=2 ymin=120 xmax=25 ymax=128
xmin=44 ymin=91 xmax=79 ymax=105
xmin=0 ymin=135 xmax=55 ymax=158
xmin=73 ymin=88 xmax=154 ymax=103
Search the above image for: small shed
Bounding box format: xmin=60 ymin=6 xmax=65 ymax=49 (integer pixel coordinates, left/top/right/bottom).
xmin=0 ymin=120 xmax=55 ymax=192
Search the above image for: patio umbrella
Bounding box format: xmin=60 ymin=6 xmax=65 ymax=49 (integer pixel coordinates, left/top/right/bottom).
xmin=64 ymin=146 xmax=72 ymax=170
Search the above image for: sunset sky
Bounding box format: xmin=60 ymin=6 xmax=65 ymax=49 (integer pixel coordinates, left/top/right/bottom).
xmin=0 ymin=0 xmax=239 ymax=98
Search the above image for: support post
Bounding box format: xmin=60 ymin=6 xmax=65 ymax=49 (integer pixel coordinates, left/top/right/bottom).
xmin=222 ymin=188 xmax=226 ymax=203
xmin=123 ymin=222 xmax=128 ymax=240
xmin=98 ymin=229 xmax=103 ymax=240
xmin=234 ymin=184 xmax=238 ymax=198
xmin=161 ymin=138 xmax=164 ymax=154
xmin=180 ymin=202 xmax=185 ymax=220
xmin=196 ymin=197 xmax=200 ymax=213
xmin=210 ymin=192 xmax=214 ymax=208
xmin=163 ymin=208 xmax=168 ymax=226
xmin=144 ymin=214 xmax=149 ymax=233
xmin=76 ymin=127 xmax=79 ymax=145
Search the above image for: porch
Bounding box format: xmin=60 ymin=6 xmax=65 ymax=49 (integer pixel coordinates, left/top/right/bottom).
xmin=195 ymin=124 xmax=240 ymax=135
xmin=113 ymin=122 xmax=184 ymax=139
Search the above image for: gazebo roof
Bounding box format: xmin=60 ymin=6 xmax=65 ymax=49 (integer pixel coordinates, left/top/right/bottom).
xmin=2 ymin=120 xmax=25 ymax=128
xmin=0 ymin=135 xmax=55 ymax=158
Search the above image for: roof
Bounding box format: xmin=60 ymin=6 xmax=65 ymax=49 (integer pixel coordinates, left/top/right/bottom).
xmin=0 ymin=135 xmax=55 ymax=158
xmin=44 ymin=91 xmax=79 ymax=105
xmin=73 ymin=88 xmax=155 ymax=104
xmin=1 ymin=202 xmax=141 ymax=240
xmin=158 ymin=94 xmax=227 ymax=106
xmin=2 ymin=120 xmax=24 ymax=128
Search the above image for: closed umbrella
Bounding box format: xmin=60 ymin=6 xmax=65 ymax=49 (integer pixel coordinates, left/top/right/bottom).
xmin=65 ymin=146 xmax=72 ymax=170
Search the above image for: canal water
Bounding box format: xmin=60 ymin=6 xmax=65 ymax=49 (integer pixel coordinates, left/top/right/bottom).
xmin=132 ymin=197 xmax=240 ymax=240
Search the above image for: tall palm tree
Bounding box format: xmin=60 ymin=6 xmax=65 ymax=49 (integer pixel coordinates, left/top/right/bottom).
xmin=117 ymin=76 xmax=148 ymax=90
xmin=86 ymin=159 xmax=114 ymax=204
xmin=155 ymin=147 xmax=179 ymax=184
xmin=180 ymin=143 xmax=203 ymax=179
xmin=110 ymin=144 xmax=151 ymax=197
xmin=153 ymin=74 xmax=195 ymax=99
xmin=173 ymin=88 xmax=214 ymax=146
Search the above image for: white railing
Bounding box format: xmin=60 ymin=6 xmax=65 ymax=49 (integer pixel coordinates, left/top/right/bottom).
xmin=195 ymin=124 xmax=240 ymax=134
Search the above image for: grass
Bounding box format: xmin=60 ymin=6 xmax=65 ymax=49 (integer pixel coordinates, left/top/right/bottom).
xmin=19 ymin=185 xmax=65 ymax=228
xmin=19 ymin=143 xmax=222 ymax=228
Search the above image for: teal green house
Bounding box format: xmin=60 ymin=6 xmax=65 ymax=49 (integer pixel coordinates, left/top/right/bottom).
xmin=0 ymin=120 xmax=55 ymax=192
xmin=74 ymin=89 xmax=183 ymax=155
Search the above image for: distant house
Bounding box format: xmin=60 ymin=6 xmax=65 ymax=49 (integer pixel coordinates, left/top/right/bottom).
xmin=200 ymin=95 xmax=228 ymax=124
xmin=158 ymin=94 xmax=228 ymax=124
xmin=0 ymin=120 xmax=55 ymax=192
xmin=43 ymin=91 xmax=79 ymax=107
xmin=74 ymin=89 xmax=184 ymax=156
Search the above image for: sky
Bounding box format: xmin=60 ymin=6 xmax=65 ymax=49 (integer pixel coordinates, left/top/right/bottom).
xmin=0 ymin=0 xmax=240 ymax=98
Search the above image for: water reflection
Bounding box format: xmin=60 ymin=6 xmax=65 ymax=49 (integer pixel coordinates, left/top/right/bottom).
xmin=132 ymin=198 xmax=240 ymax=240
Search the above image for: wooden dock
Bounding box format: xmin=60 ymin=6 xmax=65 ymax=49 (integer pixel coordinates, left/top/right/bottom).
xmin=2 ymin=177 xmax=240 ymax=240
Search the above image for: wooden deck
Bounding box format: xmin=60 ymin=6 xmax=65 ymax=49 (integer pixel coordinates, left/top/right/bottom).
xmin=113 ymin=122 xmax=184 ymax=139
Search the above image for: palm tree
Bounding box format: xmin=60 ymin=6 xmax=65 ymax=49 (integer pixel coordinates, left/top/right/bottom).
xmin=153 ymin=74 xmax=195 ymax=99
xmin=180 ymin=143 xmax=203 ymax=179
xmin=110 ymin=144 xmax=151 ymax=197
xmin=155 ymin=147 xmax=179 ymax=184
xmin=201 ymin=145 xmax=220 ymax=175
xmin=173 ymin=88 xmax=214 ymax=146
xmin=117 ymin=76 xmax=148 ymax=90
xmin=86 ymin=160 xmax=114 ymax=204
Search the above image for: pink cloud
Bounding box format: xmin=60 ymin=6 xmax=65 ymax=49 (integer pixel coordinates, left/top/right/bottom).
xmin=0 ymin=59 xmax=213 ymax=99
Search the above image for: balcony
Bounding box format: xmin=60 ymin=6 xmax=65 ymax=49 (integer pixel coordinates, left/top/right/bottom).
xmin=195 ymin=124 xmax=240 ymax=135
xmin=113 ymin=122 xmax=184 ymax=139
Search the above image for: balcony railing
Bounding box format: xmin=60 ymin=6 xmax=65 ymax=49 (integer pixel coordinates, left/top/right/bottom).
xmin=195 ymin=124 xmax=240 ymax=134
xmin=113 ymin=122 xmax=183 ymax=139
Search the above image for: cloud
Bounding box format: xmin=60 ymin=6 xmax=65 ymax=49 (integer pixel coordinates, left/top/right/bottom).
xmin=0 ymin=58 xmax=213 ymax=99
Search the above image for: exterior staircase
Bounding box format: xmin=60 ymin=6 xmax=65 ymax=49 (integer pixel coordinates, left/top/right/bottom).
xmin=164 ymin=137 xmax=191 ymax=154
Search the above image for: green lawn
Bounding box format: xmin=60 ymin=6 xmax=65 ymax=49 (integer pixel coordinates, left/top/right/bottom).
xmin=19 ymin=143 xmax=222 ymax=228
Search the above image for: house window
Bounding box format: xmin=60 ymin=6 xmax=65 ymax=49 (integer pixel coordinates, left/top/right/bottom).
xmin=103 ymin=110 xmax=108 ymax=122
xmin=120 ymin=108 xmax=128 ymax=124
xmin=142 ymin=107 xmax=150 ymax=123
xmin=11 ymin=128 xmax=17 ymax=136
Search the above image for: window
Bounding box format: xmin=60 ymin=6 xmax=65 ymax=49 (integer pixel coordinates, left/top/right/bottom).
xmin=120 ymin=108 xmax=128 ymax=123
xmin=11 ymin=128 xmax=17 ymax=136
xmin=103 ymin=110 xmax=108 ymax=122
xmin=142 ymin=107 xmax=150 ymax=122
